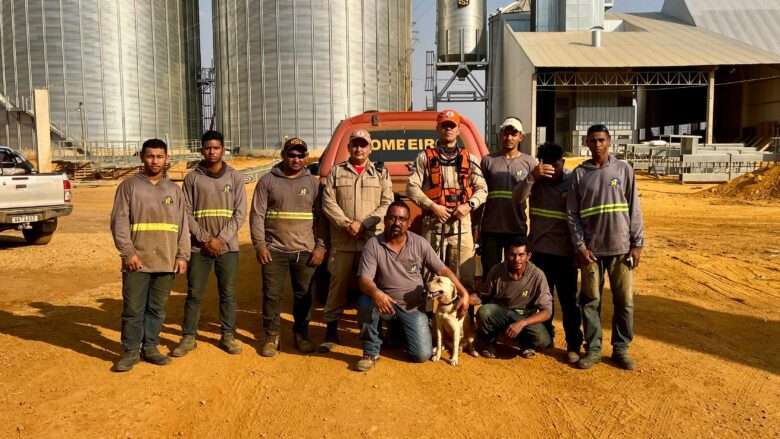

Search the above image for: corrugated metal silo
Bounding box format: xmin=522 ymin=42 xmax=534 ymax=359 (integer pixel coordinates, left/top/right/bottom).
xmin=213 ymin=0 xmax=412 ymax=152
xmin=436 ymin=0 xmax=487 ymax=62
xmin=0 ymin=0 xmax=201 ymax=154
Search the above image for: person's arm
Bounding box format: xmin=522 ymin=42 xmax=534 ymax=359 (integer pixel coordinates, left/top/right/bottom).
xmin=436 ymin=265 xmax=470 ymax=317
xmin=250 ymin=177 xmax=272 ymax=264
xmin=406 ymin=152 xmax=433 ymax=209
xmin=174 ymin=188 xmax=191 ymax=274
xmin=308 ymin=178 xmax=327 ymax=267
xmin=626 ymin=166 xmax=644 ymax=268
xmin=216 ymin=172 xmax=247 ymax=246
xmin=110 ymin=182 xmax=140 ymax=270
xmin=566 ymin=171 xmax=596 ymax=267
xmin=321 ymin=167 xmax=352 ymax=228
xmin=512 ymin=177 xmax=533 ymax=207
xmin=362 ymin=167 xmax=394 ymax=231
xmin=467 ymin=154 xmax=488 ymax=209
xmin=183 ymin=174 xmax=212 ymax=245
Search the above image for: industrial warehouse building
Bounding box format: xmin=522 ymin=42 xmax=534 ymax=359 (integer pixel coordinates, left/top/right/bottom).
xmin=488 ymin=0 xmax=780 ymax=155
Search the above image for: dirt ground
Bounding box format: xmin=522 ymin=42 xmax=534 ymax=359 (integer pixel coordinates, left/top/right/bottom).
xmin=0 ymin=174 xmax=778 ymax=438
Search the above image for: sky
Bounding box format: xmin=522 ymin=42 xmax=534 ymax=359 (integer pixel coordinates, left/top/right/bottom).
xmin=199 ymin=0 xmax=664 ymax=133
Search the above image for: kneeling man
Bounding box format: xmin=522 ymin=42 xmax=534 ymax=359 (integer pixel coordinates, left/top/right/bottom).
xmin=355 ymin=201 xmax=470 ymax=372
xmin=477 ymin=238 xmax=552 ymax=359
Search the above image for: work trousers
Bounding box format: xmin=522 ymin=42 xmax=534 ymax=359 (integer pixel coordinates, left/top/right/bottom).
xmin=476 ymin=303 xmax=551 ymax=350
xmin=480 ymin=231 xmax=527 ymax=278
xmin=262 ymin=249 xmax=315 ymax=337
xmin=323 ymin=250 xmax=360 ymax=323
xmin=181 ymin=251 xmax=239 ymax=336
xmin=357 ymin=294 xmax=432 ymax=362
xmin=423 ymin=218 xmax=475 ymax=290
xmin=580 ymin=254 xmax=634 ymax=354
xmin=531 ymin=252 xmax=582 ymax=352
xmin=120 ymin=271 xmax=175 ymax=352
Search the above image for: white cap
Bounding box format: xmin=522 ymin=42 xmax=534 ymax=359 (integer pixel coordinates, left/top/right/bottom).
xmin=499 ymin=117 xmax=524 ymax=133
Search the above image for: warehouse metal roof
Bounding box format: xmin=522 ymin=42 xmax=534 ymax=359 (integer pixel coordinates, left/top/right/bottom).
xmin=510 ymin=12 xmax=780 ymax=68
xmin=661 ymin=0 xmax=780 ymax=56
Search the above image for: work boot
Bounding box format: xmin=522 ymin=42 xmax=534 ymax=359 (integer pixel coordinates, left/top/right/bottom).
xmin=576 ymin=351 xmax=602 ymax=370
xmin=219 ymin=332 xmax=242 ymax=355
xmin=354 ymin=354 xmax=380 ymax=372
xmin=519 ymin=348 xmax=536 ymax=359
xmin=142 ymin=346 xmax=172 ymax=366
xmin=260 ymin=334 xmax=280 ymax=358
xmin=171 ymin=335 xmax=197 ymax=357
xmin=565 ymin=350 xmax=581 ymax=365
xmin=317 ymin=321 xmax=340 ymax=353
xmin=111 ymin=350 xmax=140 ymax=373
xmin=294 ymin=332 xmax=316 ymax=354
xmin=612 ymin=351 xmax=636 ymax=370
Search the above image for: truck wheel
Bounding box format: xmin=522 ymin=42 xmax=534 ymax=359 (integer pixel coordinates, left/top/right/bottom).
xmin=23 ymin=218 xmax=58 ymax=245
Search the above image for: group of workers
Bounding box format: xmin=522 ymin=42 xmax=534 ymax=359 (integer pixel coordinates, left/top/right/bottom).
xmin=109 ymin=109 xmax=644 ymax=374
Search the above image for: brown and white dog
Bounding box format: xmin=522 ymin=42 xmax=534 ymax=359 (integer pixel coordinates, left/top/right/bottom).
xmin=427 ymin=276 xmax=478 ymax=366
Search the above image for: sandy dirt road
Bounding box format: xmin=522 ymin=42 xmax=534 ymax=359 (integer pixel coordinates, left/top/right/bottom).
xmin=0 ymin=175 xmax=778 ymax=438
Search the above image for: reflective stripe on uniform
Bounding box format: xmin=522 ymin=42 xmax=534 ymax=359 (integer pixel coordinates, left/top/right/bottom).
xmin=193 ymin=208 xmax=234 ymax=218
xmin=530 ymin=207 xmax=568 ymax=220
xmin=580 ymin=203 xmax=629 ymax=218
xmin=130 ymin=223 xmax=179 ymax=232
xmin=265 ymin=210 xmax=313 ymax=220
xmin=487 ymin=190 xmax=513 ymax=199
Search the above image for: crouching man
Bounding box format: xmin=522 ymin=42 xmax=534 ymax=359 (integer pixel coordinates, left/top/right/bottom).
xmin=477 ymin=238 xmax=552 ymax=360
xmin=354 ymin=201 xmax=470 ymax=372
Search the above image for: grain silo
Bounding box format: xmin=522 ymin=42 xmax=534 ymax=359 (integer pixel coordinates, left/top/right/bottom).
xmin=0 ymin=0 xmax=201 ymax=157
xmin=213 ymin=0 xmax=412 ymax=152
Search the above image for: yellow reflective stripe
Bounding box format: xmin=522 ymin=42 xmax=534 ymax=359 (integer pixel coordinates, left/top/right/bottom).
xmin=487 ymin=190 xmax=513 ymax=199
xmin=530 ymin=207 xmax=568 ymax=220
xmin=265 ymin=211 xmax=313 ymax=220
xmin=580 ymin=204 xmax=629 ymax=219
xmin=193 ymin=209 xmax=234 ymax=218
xmin=131 ymin=223 xmax=179 ymax=232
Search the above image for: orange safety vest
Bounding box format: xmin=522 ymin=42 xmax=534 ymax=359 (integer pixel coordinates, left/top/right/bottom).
xmin=423 ymin=147 xmax=473 ymax=208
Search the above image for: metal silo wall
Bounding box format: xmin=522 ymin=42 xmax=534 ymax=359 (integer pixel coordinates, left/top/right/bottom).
xmin=0 ymin=0 xmax=200 ymax=153
xmin=214 ymin=0 xmax=412 ymax=152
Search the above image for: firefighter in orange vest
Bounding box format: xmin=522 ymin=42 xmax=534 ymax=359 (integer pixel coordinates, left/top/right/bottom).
xmin=406 ymin=109 xmax=487 ymax=290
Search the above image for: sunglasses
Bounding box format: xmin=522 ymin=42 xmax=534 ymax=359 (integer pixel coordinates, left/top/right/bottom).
xmin=349 ymin=142 xmax=370 ymax=149
xmin=286 ymin=152 xmax=306 ymax=159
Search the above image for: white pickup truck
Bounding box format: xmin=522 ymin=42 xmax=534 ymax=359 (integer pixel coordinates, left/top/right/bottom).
xmin=0 ymin=146 xmax=73 ymax=244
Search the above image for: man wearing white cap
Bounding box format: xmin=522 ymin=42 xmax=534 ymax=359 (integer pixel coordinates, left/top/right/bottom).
xmin=320 ymin=129 xmax=394 ymax=352
xmin=479 ymin=117 xmax=552 ymax=276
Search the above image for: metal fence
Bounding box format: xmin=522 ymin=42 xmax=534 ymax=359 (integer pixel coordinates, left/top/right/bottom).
xmin=51 ymin=139 xmax=234 ymax=169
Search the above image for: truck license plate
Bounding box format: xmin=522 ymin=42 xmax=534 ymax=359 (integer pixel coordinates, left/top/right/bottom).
xmin=11 ymin=215 xmax=39 ymax=224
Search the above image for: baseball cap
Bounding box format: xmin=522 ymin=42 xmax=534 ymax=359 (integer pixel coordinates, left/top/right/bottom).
xmin=283 ymin=137 xmax=308 ymax=153
xmin=436 ymin=109 xmax=461 ymax=127
xmin=499 ymin=117 xmax=524 ymax=133
xmin=349 ymin=129 xmax=372 ymax=145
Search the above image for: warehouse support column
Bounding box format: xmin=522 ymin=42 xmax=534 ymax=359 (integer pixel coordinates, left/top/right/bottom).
xmin=530 ymin=73 xmax=537 ymax=156
xmin=705 ymin=70 xmax=715 ymax=145
xmin=34 ymin=89 xmax=53 ymax=173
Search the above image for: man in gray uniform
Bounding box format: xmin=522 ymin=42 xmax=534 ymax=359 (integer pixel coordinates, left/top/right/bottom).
xmin=172 ymin=130 xmax=246 ymax=358
xmin=567 ymin=124 xmax=644 ymax=370
xmin=110 ymin=138 xmax=190 ymax=372
xmin=251 ymin=138 xmax=326 ymax=357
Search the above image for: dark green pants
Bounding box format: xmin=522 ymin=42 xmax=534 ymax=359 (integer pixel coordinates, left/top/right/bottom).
xmin=580 ymin=255 xmax=634 ymax=354
xmin=261 ymin=250 xmax=315 ymax=337
xmin=121 ymin=271 xmax=174 ymax=352
xmin=182 ymin=251 xmax=239 ymax=336
xmin=476 ymin=303 xmax=551 ymax=349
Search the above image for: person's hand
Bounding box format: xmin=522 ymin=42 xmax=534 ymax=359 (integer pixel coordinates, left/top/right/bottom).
xmin=125 ymin=254 xmax=143 ymax=272
xmin=452 ymin=203 xmax=472 ymax=221
xmin=629 ymin=247 xmax=642 ymax=269
xmin=457 ymin=293 xmax=469 ymax=318
xmin=468 ymin=293 xmax=482 ymax=306
xmin=505 ymin=320 xmax=526 ymax=339
xmin=532 ymin=163 xmax=555 ymax=179
xmin=373 ymin=291 xmax=397 ymax=315
xmin=430 ymin=204 xmax=451 ymax=224
xmin=174 ymin=259 xmax=187 ymax=275
xmin=346 ymin=220 xmax=362 ymax=237
xmin=204 ymin=238 xmax=225 ymax=255
xmin=307 ymin=246 xmax=327 ymax=267
xmin=576 ymin=247 xmax=598 ymax=268
xmin=256 ymin=247 xmax=272 ymax=265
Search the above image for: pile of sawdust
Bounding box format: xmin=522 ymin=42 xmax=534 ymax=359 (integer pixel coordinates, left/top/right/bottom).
xmin=708 ymin=163 xmax=780 ymax=200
